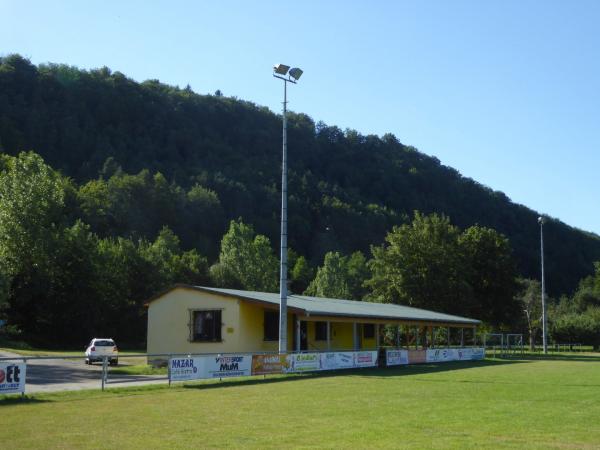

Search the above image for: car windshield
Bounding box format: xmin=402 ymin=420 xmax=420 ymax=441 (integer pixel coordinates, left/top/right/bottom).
xmin=94 ymin=340 xmax=115 ymax=346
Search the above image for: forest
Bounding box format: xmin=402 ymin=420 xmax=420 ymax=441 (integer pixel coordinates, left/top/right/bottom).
xmin=1 ymin=54 xmax=599 ymax=347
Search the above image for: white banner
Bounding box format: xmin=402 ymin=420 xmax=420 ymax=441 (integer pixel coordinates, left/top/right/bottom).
xmin=471 ymin=348 xmax=485 ymax=360
xmin=354 ymin=351 xmax=378 ymax=368
xmin=206 ymin=355 xmax=252 ymax=378
xmin=426 ymin=348 xmax=457 ymax=363
xmin=169 ymin=357 xmax=204 ymax=382
xmin=386 ymin=349 xmax=409 ymax=366
xmin=287 ymin=353 xmax=320 ymax=372
xmin=335 ymin=352 xmax=356 ymax=369
xmin=320 ymin=352 xmax=337 ymax=370
xmin=0 ymin=363 xmax=26 ymax=395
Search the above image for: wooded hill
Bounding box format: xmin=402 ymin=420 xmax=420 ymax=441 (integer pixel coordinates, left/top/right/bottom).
xmin=1 ymin=54 xmax=599 ymax=297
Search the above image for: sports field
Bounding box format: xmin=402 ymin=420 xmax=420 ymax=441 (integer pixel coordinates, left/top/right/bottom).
xmin=2 ymin=354 xmax=599 ymax=449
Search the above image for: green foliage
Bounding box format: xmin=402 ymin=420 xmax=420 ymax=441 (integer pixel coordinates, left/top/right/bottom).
xmin=366 ymin=213 xmax=519 ymax=326
xmin=1 ymin=55 xmax=598 ymax=296
xmin=210 ymin=220 xmax=278 ymax=292
xmin=305 ymin=251 xmax=369 ymax=300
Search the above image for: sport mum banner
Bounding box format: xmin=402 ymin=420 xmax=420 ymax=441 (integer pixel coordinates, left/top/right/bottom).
xmin=169 ymin=351 xmax=379 ymax=382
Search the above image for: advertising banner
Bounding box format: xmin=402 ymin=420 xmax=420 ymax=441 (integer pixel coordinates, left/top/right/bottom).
xmin=319 ymin=352 xmax=337 ymax=371
xmin=354 ymin=351 xmax=378 ymax=368
xmin=0 ymin=363 xmax=26 ymax=395
xmin=471 ymin=348 xmax=485 ymax=360
xmin=386 ymin=349 xmax=409 ymax=366
xmin=456 ymin=348 xmax=473 ymax=361
xmin=407 ymin=350 xmax=427 ymax=364
xmin=206 ymin=354 xmax=252 ymax=378
xmin=169 ymin=357 xmax=204 ymax=382
xmin=426 ymin=348 xmax=457 ymax=363
xmin=287 ymin=353 xmax=320 ymax=372
xmin=335 ymin=352 xmax=356 ymax=369
xmin=251 ymin=354 xmax=288 ymax=375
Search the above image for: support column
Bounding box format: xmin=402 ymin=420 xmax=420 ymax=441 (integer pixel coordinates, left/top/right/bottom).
xmin=375 ymin=323 xmax=380 ymax=349
xmin=447 ymin=327 xmax=450 ymax=348
xmin=415 ymin=326 xmax=420 ymax=349
xmin=396 ymin=325 xmax=401 ymax=348
xmin=429 ymin=326 xmax=434 ymax=349
xmin=460 ymin=328 xmax=464 ymax=347
xmin=326 ymin=321 xmax=331 ymax=351
xmin=295 ymin=317 xmax=301 ymax=352
xmin=353 ymin=323 xmax=358 ymax=350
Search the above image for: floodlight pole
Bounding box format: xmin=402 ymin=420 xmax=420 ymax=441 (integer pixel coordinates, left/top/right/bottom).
xmin=539 ymin=217 xmax=548 ymax=354
xmin=273 ymin=69 xmax=298 ymax=354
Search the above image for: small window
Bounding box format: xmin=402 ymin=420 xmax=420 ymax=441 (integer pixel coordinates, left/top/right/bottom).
xmin=315 ymin=322 xmax=328 ymax=341
xmin=363 ymin=324 xmax=375 ymax=339
xmin=264 ymin=310 xmax=279 ymax=341
xmin=192 ymin=310 xmax=222 ymax=342
xmin=95 ymin=340 xmax=115 ymax=346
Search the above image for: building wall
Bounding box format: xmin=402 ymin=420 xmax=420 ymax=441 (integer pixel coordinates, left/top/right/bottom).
xmin=237 ymin=301 xmax=294 ymax=353
xmin=147 ymin=288 xmax=382 ymax=363
xmin=147 ymin=287 xmax=242 ymax=356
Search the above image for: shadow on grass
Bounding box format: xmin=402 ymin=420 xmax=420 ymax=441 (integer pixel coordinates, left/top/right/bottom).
xmin=182 ymin=359 xmax=524 ymax=392
xmin=0 ymin=395 xmax=51 ymax=406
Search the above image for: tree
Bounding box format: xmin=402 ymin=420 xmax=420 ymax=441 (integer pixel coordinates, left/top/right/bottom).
xmin=459 ymin=226 xmax=520 ymax=327
xmin=305 ymin=251 xmax=369 ymax=300
xmin=516 ymin=278 xmax=542 ymax=350
xmin=366 ymin=212 xmax=466 ymax=313
xmin=210 ymin=220 xmax=278 ymax=292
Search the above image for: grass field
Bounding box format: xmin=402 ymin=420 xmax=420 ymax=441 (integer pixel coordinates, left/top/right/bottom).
xmin=1 ymin=354 xmax=600 ymax=449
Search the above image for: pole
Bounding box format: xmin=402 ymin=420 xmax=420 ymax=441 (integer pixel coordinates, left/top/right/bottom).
xmin=278 ymin=79 xmax=288 ymax=354
xmin=540 ymin=217 xmax=548 ymax=355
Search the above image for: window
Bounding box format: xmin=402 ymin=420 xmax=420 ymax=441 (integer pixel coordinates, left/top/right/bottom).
xmin=192 ymin=310 xmax=222 ymax=342
xmin=264 ymin=310 xmax=279 ymax=341
xmin=363 ymin=324 xmax=375 ymax=339
xmin=315 ymin=322 xmax=327 ymax=341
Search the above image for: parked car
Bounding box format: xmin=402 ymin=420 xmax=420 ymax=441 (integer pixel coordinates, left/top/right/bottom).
xmin=85 ymin=338 xmax=118 ymax=365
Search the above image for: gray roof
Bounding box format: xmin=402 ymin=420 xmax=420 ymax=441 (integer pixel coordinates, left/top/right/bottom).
xmin=169 ymin=285 xmax=480 ymax=326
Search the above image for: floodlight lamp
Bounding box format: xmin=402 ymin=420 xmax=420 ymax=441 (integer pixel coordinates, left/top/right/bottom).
xmin=538 ymin=216 xmax=545 ymax=225
xmin=274 ymin=64 xmax=290 ymax=75
xmin=289 ymin=67 xmax=303 ymax=81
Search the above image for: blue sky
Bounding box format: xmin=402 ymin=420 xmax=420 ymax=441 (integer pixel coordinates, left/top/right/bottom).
xmin=2 ymin=0 xmax=599 ymax=234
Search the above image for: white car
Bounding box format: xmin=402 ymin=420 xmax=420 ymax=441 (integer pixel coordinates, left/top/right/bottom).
xmin=85 ymin=338 xmax=119 ymax=365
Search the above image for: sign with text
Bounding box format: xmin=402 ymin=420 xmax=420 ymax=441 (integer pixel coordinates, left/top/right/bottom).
xmin=251 ymin=354 xmax=288 ymax=375
xmin=319 ymin=352 xmax=337 ymax=371
xmin=287 ymin=353 xmax=320 ymax=372
xmin=426 ymin=348 xmax=457 ymax=363
xmin=354 ymin=351 xmax=378 ymax=368
xmin=169 ymin=357 xmax=204 ymax=382
xmin=0 ymin=363 xmax=26 ymax=395
xmin=206 ymin=355 xmax=252 ymax=378
xmin=386 ymin=349 xmax=409 ymax=366
xmin=334 ymin=352 xmax=356 ymax=369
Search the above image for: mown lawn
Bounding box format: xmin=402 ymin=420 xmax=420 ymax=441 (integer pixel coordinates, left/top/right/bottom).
xmin=1 ymin=355 xmax=599 ymax=449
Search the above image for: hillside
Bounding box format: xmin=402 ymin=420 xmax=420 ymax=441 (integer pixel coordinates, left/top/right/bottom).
xmin=1 ymin=54 xmax=599 ymax=296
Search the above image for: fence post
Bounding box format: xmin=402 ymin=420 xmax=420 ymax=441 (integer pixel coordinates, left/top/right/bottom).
xmin=101 ymin=356 xmax=108 ymax=391
xmin=168 ymin=354 xmax=172 ymax=387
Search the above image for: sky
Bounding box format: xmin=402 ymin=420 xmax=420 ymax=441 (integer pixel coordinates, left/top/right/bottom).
xmin=2 ymin=0 xmax=599 ymax=234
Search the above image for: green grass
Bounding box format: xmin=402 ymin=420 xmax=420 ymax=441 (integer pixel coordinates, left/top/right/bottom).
xmin=2 ymin=355 xmax=600 ymax=449
xmin=109 ymin=364 xmax=167 ymax=375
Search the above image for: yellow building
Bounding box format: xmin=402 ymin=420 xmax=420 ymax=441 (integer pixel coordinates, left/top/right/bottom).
xmin=146 ymin=285 xmax=480 ymax=362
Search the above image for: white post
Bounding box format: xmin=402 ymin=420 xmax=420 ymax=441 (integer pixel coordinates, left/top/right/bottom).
xmin=278 ymin=79 xmax=289 ymax=354
xmin=539 ymin=217 xmax=548 ymax=355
